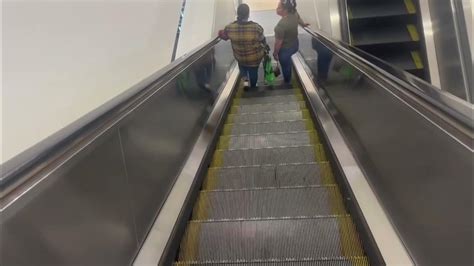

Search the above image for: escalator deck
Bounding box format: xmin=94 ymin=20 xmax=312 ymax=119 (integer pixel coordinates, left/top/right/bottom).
xmin=175 ymin=79 xmax=369 ymax=265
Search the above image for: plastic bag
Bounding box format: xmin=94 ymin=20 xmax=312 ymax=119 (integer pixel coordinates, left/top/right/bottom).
xmin=263 ymin=55 xmax=276 ymax=85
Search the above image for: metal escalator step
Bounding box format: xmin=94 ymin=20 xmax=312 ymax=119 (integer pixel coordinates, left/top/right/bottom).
xmin=204 ymin=163 xmax=336 ymax=190
xmin=192 ymin=186 xmax=346 ymax=220
xmin=349 ymin=1 xmax=413 ymax=20
xmin=235 ymin=95 xmax=302 ymax=105
xmin=211 ymin=145 xmax=327 ymax=167
xmin=175 ymin=256 xmax=370 ymax=265
xmin=352 ymin=24 xmax=415 ymax=46
xmin=241 ymin=88 xmax=301 ymax=98
xmin=223 ymin=120 xmax=315 ymax=135
xmin=227 ymin=110 xmax=309 ymax=124
xmin=373 ymin=49 xmax=420 ymax=70
xmin=177 ymin=216 xmax=365 ymax=262
xmin=218 ymin=131 xmax=320 ymax=150
xmin=230 ymin=101 xmax=305 ymax=114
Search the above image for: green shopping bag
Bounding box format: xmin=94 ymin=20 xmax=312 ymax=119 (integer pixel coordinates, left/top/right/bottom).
xmin=263 ymin=55 xmax=276 ymax=85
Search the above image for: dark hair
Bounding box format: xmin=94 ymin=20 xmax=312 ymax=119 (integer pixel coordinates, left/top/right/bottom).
xmin=281 ymin=0 xmax=297 ymax=14
xmin=237 ymin=4 xmax=250 ymax=21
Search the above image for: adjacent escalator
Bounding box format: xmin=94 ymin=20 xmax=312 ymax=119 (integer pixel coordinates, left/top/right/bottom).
xmin=346 ymin=0 xmax=428 ymax=80
xmin=174 ymin=79 xmax=369 ymax=265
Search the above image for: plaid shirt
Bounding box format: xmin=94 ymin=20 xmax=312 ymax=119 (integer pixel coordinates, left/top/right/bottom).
xmin=224 ymin=21 xmax=266 ymax=67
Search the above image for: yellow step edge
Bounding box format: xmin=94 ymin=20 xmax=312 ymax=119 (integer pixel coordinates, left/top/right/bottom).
xmin=338 ymin=216 xmax=366 ymax=258
xmin=216 ymin=135 xmax=231 ymax=150
xmin=326 ymin=186 xmax=348 ymax=215
xmin=225 ymin=114 xmax=235 ymax=124
xmin=232 ymin=97 xmax=241 ymax=105
xmin=411 ymin=51 xmax=424 ymax=69
xmin=313 ymin=144 xmax=327 ymax=162
xmin=320 ymin=162 xmax=336 ymax=184
xmin=309 ymin=130 xmax=321 ymax=145
xmin=203 ymin=168 xmax=219 ymax=191
xmin=222 ymin=124 xmax=234 ymax=135
xmin=210 ymin=150 xmax=224 ymax=167
xmin=302 ymin=109 xmax=312 ymax=120
xmin=407 ymin=24 xmax=420 ymax=41
xmin=177 ymin=223 xmax=201 ymax=261
xmin=404 ymin=0 xmax=417 ymax=14
xmin=304 ymin=119 xmax=316 ymax=131
xmin=192 ymin=194 xmax=211 ymax=220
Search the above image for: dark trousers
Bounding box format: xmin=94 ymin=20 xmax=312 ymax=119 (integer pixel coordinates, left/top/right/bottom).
xmin=312 ymin=39 xmax=333 ymax=80
xmin=239 ymin=64 xmax=259 ymax=88
xmin=278 ymin=41 xmax=299 ymax=83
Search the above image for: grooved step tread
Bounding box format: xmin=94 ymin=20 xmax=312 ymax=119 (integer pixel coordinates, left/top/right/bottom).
xmin=178 ymin=216 xmax=365 ymax=262
xmin=349 ymin=1 xmax=414 ymax=19
xmin=175 ymin=256 xmax=370 ymax=265
xmin=241 ymin=88 xmax=301 ymax=98
xmin=217 ymin=131 xmax=320 ymax=150
xmin=192 ymin=186 xmax=347 ymax=220
xmin=352 ymin=24 xmax=416 ymax=46
xmin=230 ymin=101 xmax=305 ymax=115
xmin=223 ymin=120 xmax=315 ymax=136
xmin=226 ymin=110 xmax=310 ymax=124
xmin=211 ymin=145 xmax=327 ymax=167
xmin=204 ymin=163 xmax=336 ymax=190
xmin=235 ymin=95 xmax=303 ymax=105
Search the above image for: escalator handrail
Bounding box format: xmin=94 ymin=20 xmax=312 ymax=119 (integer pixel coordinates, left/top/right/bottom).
xmin=0 ymin=37 xmax=221 ymax=208
xmin=302 ymin=27 xmax=473 ymax=131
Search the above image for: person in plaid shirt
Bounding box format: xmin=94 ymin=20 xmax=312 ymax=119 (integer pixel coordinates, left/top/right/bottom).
xmin=219 ymin=4 xmax=267 ymax=90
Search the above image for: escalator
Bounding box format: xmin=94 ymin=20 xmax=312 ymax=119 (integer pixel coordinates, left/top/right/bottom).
xmin=346 ymin=0 xmax=428 ymax=80
xmin=174 ymin=80 xmax=369 ymax=265
xmin=2 ymin=23 xmax=472 ymax=266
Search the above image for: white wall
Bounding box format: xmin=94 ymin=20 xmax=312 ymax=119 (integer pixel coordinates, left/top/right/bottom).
xmin=303 ymin=0 xmax=341 ymax=40
xmin=249 ymin=10 xmax=280 ymax=36
xmin=244 ymin=0 xmax=278 ymax=11
xmin=2 ymin=0 xmax=182 ymax=164
xmin=214 ymin=0 xmax=238 ymax=35
xmin=176 ymin=0 xmax=216 ymax=58
xmin=243 ymin=0 xmax=341 ymax=40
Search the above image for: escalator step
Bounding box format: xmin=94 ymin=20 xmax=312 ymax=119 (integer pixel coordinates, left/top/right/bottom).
xmin=235 ymin=94 xmax=303 ymax=105
xmin=241 ymin=88 xmax=300 ymax=98
xmin=177 ymin=216 xmax=365 ymax=262
xmin=227 ymin=110 xmax=310 ymax=124
xmin=223 ymin=120 xmax=314 ymax=135
xmin=217 ymin=131 xmax=320 ymax=150
xmin=349 ymin=1 xmax=414 ymax=20
xmin=204 ymin=163 xmax=336 ymax=190
xmin=211 ymin=145 xmax=327 ymax=167
xmin=175 ymin=257 xmax=370 ymax=265
xmin=230 ymin=101 xmax=305 ymax=114
xmin=352 ymin=24 xmax=416 ymax=46
xmin=192 ymin=186 xmax=346 ymax=220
